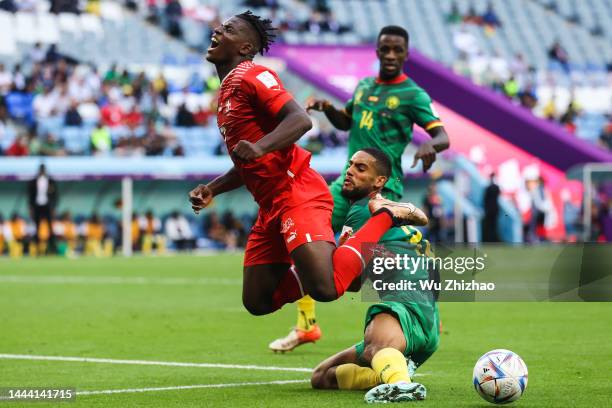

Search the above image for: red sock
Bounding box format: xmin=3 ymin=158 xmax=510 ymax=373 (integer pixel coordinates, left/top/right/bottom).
xmin=272 ymin=266 xmax=304 ymax=311
xmin=332 ymin=210 xmax=393 ymax=297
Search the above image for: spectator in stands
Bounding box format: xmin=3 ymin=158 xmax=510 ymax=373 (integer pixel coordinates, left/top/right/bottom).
xmin=489 ymin=51 xmax=510 ymax=83
xmin=0 ymin=0 xmax=17 ymax=12
xmin=222 ymin=211 xmax=248 ymax=248
xmin=206 ymin=212 xmax=230 ymax=248
xmin=84 ymin=213 xmax=105 ymax=256
xmin=164 ymin=0 xmax=183 ymax=38
xmin=131 ymin=213 xmax=142 ymax=251
xmin=599 ymin=116 xmax=612 ymax=150
xmin=482 ymin=173 xmax=501 ymax=242
xmin=29 ymin=43 xmax=46 ymax=65
xmin=54 ymin=211 xmax=77 ymax=253
xmin=0 ymin=104 xmax=17 ymax=155
xmin=542 ymin=95 xmax=557 ymax=121
xmin=8 ymin=212 xmax=28 ymax=257
xmin=304 ymin=11 xmax=324 ymax=35
xmin=143 ymin=120 xmax=166 ymax=156
xmin=91 ymin=122 xmax=112 ymax=155
xmin=175 ymin=103 xmax=195 ymax=127
xmin=11 ymin=64 xmax=25 ymax=92
xmin=28 ymin=164 xmax=58 ymax=254
xmin=64 ymin=100 xmax=83 ymax=126
xmin=560 ymin=188 xmax=579 ymax=242
xmin=165 ymin=211 xmax=195 ymax=251
xmin=39 ymin=133 xmax=66 ymax=156
xmin=140 ymin=209 xmax=164 ymax=254
xmin=508 ymin=53 xmax=528 ymax=82
xmin=518 ymin=85 xmax=537 ymax=110
xmin=548 ymin=40 xmax=570 ymax=72
xmin=525 ymin=177 xmax=551 ymax=242
xmin=100 ymin=97 xmax=124 ymax=127
xmin=49 ymin=0 xmax=80 ymax=14
xmin=559 ymin=102 xmax=578 ymax=134
xmin=446 ymin=2 xmax=462 ymax=24
xmin=6 ymin=134 xmax=29 ymax=156
xmin=481 ymin=2 xmax=502 ymax=30
xmin=453 ymin=25 xmax=479 ymax=57
xmin=33 ymin=85 xmax=58 ymax=120
xmin=503 ymin=76 xmax=519 ymax=98
xmin=463 ymin=6 xmax=482 ymax=25
xmin=0 ymin=64 xmax=12 ymax=95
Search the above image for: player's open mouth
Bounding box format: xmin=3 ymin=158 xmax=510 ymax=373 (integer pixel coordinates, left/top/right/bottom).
xmin=343 ymin=177 xmax=353 ymax=187
xmin=208 ymin=37 xmax=220 ymax=51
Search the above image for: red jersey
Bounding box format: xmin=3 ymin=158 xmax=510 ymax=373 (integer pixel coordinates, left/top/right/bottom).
xmin=217 ymin=61 xmax=313 ymax=209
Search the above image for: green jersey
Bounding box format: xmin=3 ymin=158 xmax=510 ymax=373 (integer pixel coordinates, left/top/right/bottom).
xmin=343 ymin=75 xmax=443 ymax=198
xmin=345 ymin=197 xmax=439 ymax=365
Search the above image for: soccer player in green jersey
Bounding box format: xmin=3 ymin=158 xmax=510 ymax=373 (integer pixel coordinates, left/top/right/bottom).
xmin=268 ymin=25 xmax=448 ymax=353
xmin=310 ymin=148 xmax=439 ymax=403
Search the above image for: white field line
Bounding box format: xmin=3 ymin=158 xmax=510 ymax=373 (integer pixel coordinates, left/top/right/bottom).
xmin=0 ymin=354 xmax=312 ymax=373
xmin=0 ymin=353 xmax=428 ymax=377
xmin=77 ymin=379 xmax=310 ymax=396
xmin=0 ymin=275 xmax=241 ymax=285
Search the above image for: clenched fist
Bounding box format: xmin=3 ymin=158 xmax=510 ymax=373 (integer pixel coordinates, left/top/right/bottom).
xmin=231 ymin=140 xmax=265 ymax=161
xmin=188 ymin=184 xmax=213 ymax=214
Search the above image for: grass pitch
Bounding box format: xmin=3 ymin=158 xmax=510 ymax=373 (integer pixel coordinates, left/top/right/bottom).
xmin=0 ymin=254 xmax=610 ymax=407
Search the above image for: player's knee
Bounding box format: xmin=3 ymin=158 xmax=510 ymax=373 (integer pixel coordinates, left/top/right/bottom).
xmin=242 ymin=298 xmax=273 ymax=316
xmin=311 ymin=366 xmax=334 ymax=389
xmin=308 ymin=284 xmax=338 ymax=302
xmin=310 ymin=368 xmax=325 ymax=389
xmin=362 ymin=342 xmax=403 ymax=364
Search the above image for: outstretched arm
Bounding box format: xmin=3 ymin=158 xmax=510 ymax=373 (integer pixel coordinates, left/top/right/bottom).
xmin=412 ymin=126 xmax=450 ymax=172
xmin=306 ymin=98 xmax=352 ymax=131
xmin=231 ymin=99 xmax=312 ymax=161
xmin=188 ymin=166 xmax=243 ymax=214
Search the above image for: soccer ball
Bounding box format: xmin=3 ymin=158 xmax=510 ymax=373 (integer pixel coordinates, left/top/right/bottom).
xmin=473 ymin=349 xmax=528 ymax=404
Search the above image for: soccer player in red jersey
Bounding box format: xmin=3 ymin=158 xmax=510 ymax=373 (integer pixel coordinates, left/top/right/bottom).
xmin=189 ymin=11 xmax=428 ymax=315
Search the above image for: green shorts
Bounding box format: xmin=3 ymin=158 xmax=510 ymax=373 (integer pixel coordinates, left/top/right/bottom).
xmin=354 ymin=301 xmax=439 ymax=367
xmin=330 ymin=175 xmax=402 ymax=233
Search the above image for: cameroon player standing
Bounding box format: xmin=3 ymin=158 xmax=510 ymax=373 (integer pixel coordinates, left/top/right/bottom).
xmin=269 ymin=25 xmax=449 ymax=352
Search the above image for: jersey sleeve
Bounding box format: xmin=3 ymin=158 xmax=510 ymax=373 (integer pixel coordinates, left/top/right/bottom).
xmin=241 ymin=66 xmax=294 ymax=117
xmin=343 ymin=201 xmax=370 ymax=231
xmin=406 ymin=89 xmax=444 ymax=132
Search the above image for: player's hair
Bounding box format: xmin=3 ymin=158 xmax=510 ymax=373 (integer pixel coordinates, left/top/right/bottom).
xmin=360 ymin=148 xmax=392 ymax=178
xmin=236 ymin=10 xmax=277 ymax=56
xmin=378 ymin=25 xmax=409 ymax=46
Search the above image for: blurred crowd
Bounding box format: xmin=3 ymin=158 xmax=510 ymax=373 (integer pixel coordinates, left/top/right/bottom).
xmin=138 ymin=0 xmax=351 ymax=47
xmin=0 ymin=208 xmax=251 ymax=257
xmin=448 ymin=2 xmax=611 ymax=151
xmin=0 ymin=43 xmax=224 ymax=157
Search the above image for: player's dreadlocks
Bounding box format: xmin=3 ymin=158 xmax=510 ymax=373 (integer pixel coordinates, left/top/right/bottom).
xmin=236 ymin=10 xmax=277 ymax=56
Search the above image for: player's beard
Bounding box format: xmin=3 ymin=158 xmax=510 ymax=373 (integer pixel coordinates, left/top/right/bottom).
xmin=341 ymin=184 xmax=372 ymax=201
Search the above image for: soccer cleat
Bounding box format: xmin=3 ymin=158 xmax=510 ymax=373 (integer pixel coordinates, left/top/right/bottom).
xmin=407 ymin=359 xmax=417 ymax=379
xmin=268 ymin=324 xmax=322 ymax=353
xmin=368 ymin=194 xmax=428 ymax=227
xmin=364 ymin=382 xmax=427 ymax=403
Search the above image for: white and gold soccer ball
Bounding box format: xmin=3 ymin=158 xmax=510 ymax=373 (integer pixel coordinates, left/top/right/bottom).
xmin=473 ymin=349 xmax=528 ymax=404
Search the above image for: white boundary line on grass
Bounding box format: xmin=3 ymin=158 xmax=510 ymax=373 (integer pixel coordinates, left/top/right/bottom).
xmin=0 ymin=275 xmax=242 ymax=286
xmin=0 ymin=353 xmax=428 ymax=376
xmin=77 ymin=379 xmax=310 ymax=396
xmin=0 ymin=353 xmax=312 ymax=372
